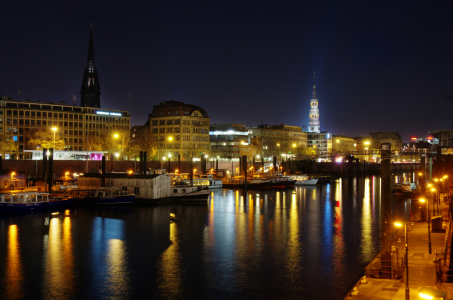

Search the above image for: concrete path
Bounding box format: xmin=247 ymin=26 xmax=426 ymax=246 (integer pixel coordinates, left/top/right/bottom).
xmin=347 ymin=197 xmax=453 ymax=299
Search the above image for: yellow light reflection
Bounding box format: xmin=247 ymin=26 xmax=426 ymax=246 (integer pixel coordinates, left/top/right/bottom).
xmin=361 ymin=178 xmax=373 ymax=261
xmin=43 ymin=217 xmax=75 ymax=297
xmin=106 ymin=239 xmax=130 ymax=297
xmin=157 ymin=222 xmax=183 ymax=298
xmin=286 ymin=193 xmax=301 ymax=283
xmin=6 ymin=225 xmax=23 ymax=299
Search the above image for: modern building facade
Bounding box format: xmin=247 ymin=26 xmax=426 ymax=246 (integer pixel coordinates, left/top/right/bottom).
xmin=332 ymin=135 xmax=357 ymax=153
xmin=209 ymin=123 xmax=250 ymax=160
xmin=149 ymin=100 xmax=210 ymax=160
xmin=307 ymin=132 xmax=332 ymax=158
xmin=248 ymin=124 xmax=307 ymax=162
xmin=0 ymin=96 xmax=130 ymax=159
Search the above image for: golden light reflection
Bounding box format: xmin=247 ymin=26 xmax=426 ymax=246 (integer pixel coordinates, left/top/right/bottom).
xmin=361 ymin=178 xmax=373 ymax=261
xmin=43 ymin=217 xmax=75 ymax=297
xmin=5 ymin=225 xmax=23 ymax=299
xmin=106 ymin=239 xmax=130 ymax=297
xmin=286 ymin=193 xmax=301 ymax=283
xmin=157 ymin=222 xmax=183 ymax=298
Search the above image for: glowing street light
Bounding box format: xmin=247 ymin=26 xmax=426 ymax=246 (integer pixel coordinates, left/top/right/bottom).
xmin=394 ymin=221 xmax=409 ymax=300
xmin=52 ymin=127 xmax=57 ymax=148
xmin=419 ymin=198 xmax=431 ymax=254
xmin=418 ymin=287 xmax=447 ymax=299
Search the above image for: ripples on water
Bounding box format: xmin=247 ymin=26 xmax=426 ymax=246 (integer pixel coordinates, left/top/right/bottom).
xmin=0 ymin=176 xmax=417 ymax=299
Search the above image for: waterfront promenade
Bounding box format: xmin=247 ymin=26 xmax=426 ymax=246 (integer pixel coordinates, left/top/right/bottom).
xmin=346 ymin=197 xmax=453 ymax=299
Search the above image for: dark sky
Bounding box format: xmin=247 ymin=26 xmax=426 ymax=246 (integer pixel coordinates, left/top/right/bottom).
xmin=2 ymin=1 xmax=453 ymax=142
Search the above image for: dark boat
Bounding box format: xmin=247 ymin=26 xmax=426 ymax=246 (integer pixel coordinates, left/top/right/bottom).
xmin=0 ymin=192 xmax=75 ymax=212
xmin=81 ymin=187 xmax=134 ymax=205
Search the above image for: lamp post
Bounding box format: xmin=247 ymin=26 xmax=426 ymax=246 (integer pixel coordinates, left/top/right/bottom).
xmin=420 ymin=198 xmax=431 ymax=254
xmin=336 ymin=139 xmax=339 ymax=152
xmin=52 ymin=127 xmax=57 ymax=149
xmin=394 ymin=221 xmax=409 ymax=300
xmin=418 ymin=286 xmax=447 ymax=299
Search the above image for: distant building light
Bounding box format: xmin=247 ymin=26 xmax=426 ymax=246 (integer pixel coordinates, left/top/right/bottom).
xmin=411 ymin=137 xmax=417 ymax=140
xmin=209 ymin=130 xmax=249 ymax=136
xmin=96 ymin=111 xmax=122 ymax=116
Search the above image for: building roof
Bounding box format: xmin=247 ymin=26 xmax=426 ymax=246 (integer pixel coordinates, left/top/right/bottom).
xmin=149 ymin=100 xmax=209 ymax=118
xmin=81 ymin=172 xmax=164 ymax=179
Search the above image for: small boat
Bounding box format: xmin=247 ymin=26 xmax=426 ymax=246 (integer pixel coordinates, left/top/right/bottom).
xmin=289 ymin=175 xmax=318 ymax=186
xmin=221 ymin=177 xmax=270 ymax=189
xmin=171 ymin=183 xmax=210 ymax=202
xmin=81 ymin=187 xmax=134 ymax=205
xmin=0 ymin=192 xmax=75 ymax=212
xmin=171 ymin=173 xmax=223 ymax=189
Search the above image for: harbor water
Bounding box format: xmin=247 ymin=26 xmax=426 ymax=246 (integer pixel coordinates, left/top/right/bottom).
xmin=0 ymin=176 xmax=418 ymax=299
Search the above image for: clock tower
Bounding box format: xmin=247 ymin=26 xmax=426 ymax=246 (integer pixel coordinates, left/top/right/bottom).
xmin=308 ymin=72 xmax=320 ymax=133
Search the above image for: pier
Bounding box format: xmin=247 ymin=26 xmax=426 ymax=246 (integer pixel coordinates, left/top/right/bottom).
xmin=345 ymin=194 xmax=453 ymax=299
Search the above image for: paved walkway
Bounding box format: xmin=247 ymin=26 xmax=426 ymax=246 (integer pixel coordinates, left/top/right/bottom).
xmin=347 ymin=197 xmax=453 ymax=299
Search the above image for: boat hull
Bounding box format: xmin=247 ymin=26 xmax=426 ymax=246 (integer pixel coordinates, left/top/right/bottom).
xmin=81 ymin=195 xmax=134 ymax=205
xmin=0 ymin=198 xmax=75 ymax=212
xmin=295 ymin=179 xmax=318 ymax=186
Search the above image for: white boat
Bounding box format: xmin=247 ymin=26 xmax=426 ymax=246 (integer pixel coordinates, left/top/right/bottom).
xmin=0 ymin=192 xmax=75 ymax=212
xmin=290 ymin=175 xmax=319 ymax=186
xmin=170 ymin=173 xmax=223 ymax=189
xmin=188 ymin=174 xmax=223 ymax=189
xmin=171 ymin=184 xmax=210 ymax=202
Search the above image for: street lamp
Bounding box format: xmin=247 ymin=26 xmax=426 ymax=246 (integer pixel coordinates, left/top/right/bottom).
xmin=418 ymin=286 xmax=447 ymax=299
xmin=336 ymin=139 xmax=339 ymax=151
xmin=394 ymin=221 xmax=409 ymax=300
xmin=431 ymin=188 xmax=436 ymax=216
xmin=419 ymin=198 xmax=431 ymax=254
xmin=52 ymin=127 xmax=57 ymax=148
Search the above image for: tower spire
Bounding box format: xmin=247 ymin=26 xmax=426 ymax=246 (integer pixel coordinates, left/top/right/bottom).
xmin=80 ymin=25 xmax=101 ymax=108
xmin=312 ymin=72 xmax=317 ymax=98
xmin=308 ymin=72 xmax=320 ymax=133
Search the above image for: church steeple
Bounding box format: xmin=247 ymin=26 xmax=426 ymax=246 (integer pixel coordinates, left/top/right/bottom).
xmin=80 ymin=25 xmax=101 ymax=108
xmin=312 ymin=72 xmax=317 ymax=98
xmin=308 ymin=72 xmax=320 ymax=133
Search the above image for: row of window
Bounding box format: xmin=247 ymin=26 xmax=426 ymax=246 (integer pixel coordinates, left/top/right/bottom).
xmin=157 ymin=143 xmax=209 ymax=149
xmin=3 ymin=110 xmax=129 ymax=123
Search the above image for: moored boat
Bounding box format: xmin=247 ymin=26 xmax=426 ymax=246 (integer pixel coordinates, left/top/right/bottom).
xmin=0 ymin=192 xmax=75 ymax=212
xmin=290 ymin=175 xmax=319 ymax=186
xmin=81 ymin=187 xmax=134 ymax=205
xmin=171 ymin=184 xmax=210 ymax=202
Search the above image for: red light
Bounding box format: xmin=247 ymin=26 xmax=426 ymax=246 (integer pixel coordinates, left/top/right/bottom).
xmin=411 ymin=137 xmax=416 ymax=140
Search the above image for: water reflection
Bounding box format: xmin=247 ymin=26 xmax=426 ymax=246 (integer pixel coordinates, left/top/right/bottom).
xmin=5 ymin=225 xmax=23 ymax=299
xmin=43 ymin=216 xmax=75 ymax=298
xmin=0 ymin=175 xmax=421 ymax=300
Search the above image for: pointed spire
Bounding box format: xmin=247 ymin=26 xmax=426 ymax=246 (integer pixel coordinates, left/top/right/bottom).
xmin=312 ymin=72 xmax=317 ymax=98
xmin=80 ymin=25 xmax=101 ymax=108
xmin=87 ymin=25 xmax=95 ymax=73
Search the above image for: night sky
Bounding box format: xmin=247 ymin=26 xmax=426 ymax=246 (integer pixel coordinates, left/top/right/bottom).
xmin=2 ymin=1 xmax=453 ymax=142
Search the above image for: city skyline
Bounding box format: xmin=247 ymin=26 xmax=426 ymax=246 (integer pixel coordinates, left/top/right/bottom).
xmin=1 ymin=1 xmax=453 ymax=142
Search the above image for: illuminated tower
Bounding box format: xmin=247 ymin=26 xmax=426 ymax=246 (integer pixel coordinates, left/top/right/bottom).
xmin=308 ymin=72 xmax=320 ymax=133
xmin=80 ymin=25 xmax=101 ymax=108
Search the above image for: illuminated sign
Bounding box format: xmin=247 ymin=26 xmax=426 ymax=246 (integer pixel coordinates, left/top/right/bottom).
xmin=411 ymin=137 xmax=417 ymax=140
xmin=96 ymin=111 xmax=122 ymax=116
xmin=427 ymin=137 xmax=432 ymax=140
xmin=209 ymin=130 xmax=249 ymax=136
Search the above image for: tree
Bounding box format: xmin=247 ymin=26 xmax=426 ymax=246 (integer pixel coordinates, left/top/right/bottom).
xmin=86 ymin=134 xmax=104 ymax=151
xmin=0 ymin=138 xmax=18 ymax=157
xmin=28 ymin=129 xmax=65 ymax=150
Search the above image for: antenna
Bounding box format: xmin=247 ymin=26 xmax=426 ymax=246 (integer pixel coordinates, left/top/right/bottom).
xmin=128 ymin=92 xmax=131 ymax=115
